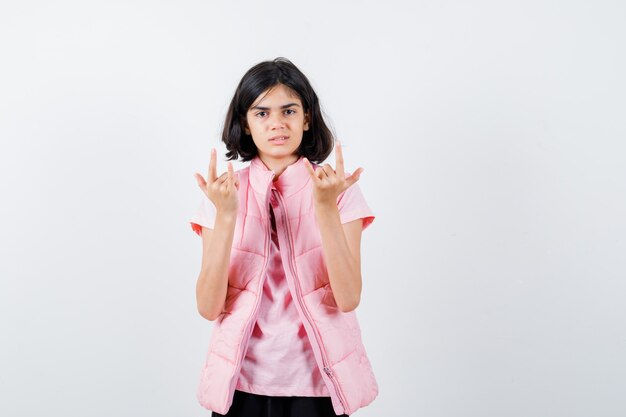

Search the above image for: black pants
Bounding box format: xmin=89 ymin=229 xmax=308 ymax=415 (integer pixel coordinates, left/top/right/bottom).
xmin=211 ymin=389 xmax=349 ymax=417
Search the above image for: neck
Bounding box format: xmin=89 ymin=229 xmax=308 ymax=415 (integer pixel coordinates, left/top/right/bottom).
xmin=258 ymin=154 xmax=300 ymax=181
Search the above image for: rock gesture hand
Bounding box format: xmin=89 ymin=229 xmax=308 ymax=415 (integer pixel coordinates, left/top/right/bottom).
xmin=194 ymin=148 xmax=240 ymax=214
xmin=303 ymin=141 xmax=364 ymax=207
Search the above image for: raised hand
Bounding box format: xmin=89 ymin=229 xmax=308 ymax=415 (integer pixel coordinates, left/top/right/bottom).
xmin=302 ymin=140 xmax=364 ymax=207
xmin=194 ymin=148 xmax=240 ymax=214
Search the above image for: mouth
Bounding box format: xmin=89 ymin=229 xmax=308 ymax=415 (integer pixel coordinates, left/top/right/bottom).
xmin=269 ymin=135 xmax=289 ymax=145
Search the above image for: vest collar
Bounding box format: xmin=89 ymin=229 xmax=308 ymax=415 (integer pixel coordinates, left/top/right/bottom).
xmin=249 ymin=154 xmax=312 ymax=197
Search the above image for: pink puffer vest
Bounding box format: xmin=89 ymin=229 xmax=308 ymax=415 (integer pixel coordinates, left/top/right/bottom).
xmin=190 ymin=155 xmax=378 ymax=415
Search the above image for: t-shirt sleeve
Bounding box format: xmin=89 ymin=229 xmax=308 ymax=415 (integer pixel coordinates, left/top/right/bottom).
xmin=336 ymin=180 xmax=375 ymax=231
xmin=189 ymin=195 xmax=217 ymax=237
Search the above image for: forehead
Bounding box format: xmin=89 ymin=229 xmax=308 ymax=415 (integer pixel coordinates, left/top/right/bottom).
xmin=250 ymin=84 xmax=302 ymax=109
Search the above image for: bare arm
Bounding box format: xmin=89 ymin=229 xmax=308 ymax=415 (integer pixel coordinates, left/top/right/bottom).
xmin=195 ymin=210 xmax=237 ymax=321
xmin=193 ymin=148 xmax=240 ymax=321
xmin=315 ymin=203 xmax=363 ymax=312
xmin=302 ymin=141 xmax=367 ymax=313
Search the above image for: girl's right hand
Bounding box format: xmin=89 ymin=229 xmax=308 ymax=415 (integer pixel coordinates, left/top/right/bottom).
xmin=194 ymin=148 xmax=240 ymax=215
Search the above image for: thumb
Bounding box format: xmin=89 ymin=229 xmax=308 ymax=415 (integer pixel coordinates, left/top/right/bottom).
xmin=346 ymin=168 xmax=363 ymax=186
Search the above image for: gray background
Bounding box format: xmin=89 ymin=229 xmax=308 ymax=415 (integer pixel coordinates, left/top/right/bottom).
xmin=1 ymin=0 xmax=625 ymax=416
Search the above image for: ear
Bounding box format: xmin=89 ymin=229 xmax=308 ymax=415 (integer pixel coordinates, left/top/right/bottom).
xmin=304 ymin=112 xmax=310 ymax=131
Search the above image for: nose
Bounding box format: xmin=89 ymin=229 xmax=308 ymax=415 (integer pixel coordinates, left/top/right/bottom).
xmin=269 ymin=112 xmax=286 ymax=129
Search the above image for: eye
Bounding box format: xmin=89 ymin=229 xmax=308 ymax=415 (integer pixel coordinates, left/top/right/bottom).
xmin=255 ymin=111 xmax=267 ymax=117
xmin=284 ymin=109 xmax=296 ymax=115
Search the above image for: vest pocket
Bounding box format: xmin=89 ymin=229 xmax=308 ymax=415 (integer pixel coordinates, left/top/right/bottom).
xmin=321 ymin=284 xmax=338 ymax=308
xmin=227 ymin=249 xmax=261 ymax=288
xmin=223 ymin=285 xmax=243 ymax=313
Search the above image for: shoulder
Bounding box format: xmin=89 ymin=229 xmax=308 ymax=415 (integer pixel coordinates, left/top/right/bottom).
xmin=233 ymin=164 xmax=251 ymax=180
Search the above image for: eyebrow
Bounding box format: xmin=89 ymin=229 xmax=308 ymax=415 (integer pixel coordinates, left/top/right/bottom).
xmin=249 ymin=102 xmax=302 ymax=111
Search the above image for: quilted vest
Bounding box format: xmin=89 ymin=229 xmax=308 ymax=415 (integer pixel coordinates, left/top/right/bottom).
xmin=195 ymin=154 xmax=378 ymax=415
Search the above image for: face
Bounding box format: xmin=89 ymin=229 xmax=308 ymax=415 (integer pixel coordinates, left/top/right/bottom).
xmin=244 ymin=83 xmax=310 ymax=165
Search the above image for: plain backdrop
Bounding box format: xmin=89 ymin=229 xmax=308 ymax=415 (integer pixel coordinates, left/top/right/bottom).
xmin=1 ymin=1 xmax=625 ymax=416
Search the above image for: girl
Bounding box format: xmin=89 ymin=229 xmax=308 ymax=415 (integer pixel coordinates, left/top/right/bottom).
xmin=190 ymin=58 xmax=378 ymax=417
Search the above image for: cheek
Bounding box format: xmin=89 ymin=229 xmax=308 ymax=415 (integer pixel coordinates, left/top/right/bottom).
xmin=247 ymin=121 xmax=262 ymax=135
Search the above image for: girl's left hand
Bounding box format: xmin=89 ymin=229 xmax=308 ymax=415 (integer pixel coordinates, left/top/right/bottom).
xmin=302 ymin=141 xmax=364 ymax=207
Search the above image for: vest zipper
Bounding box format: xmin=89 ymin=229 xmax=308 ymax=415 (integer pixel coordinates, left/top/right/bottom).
xmin=272 ymin=189 xmax=348 ymax=413
xmin=227 ymin=182 xmax=273 ymax=406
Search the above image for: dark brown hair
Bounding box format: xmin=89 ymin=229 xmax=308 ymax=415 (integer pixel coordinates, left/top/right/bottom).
xmin=222 ymin=57 xmax=334 ymax=163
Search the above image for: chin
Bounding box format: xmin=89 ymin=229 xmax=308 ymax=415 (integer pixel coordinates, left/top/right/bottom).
xmin=265 ymin=147 xmax=299 ymax=156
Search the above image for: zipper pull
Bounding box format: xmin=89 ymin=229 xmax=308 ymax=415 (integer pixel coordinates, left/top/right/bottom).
xmin=323 ymin=366 xmax=334 ymax=377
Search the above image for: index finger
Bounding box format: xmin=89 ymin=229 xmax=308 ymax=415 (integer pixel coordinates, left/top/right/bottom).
xmin=208 ymin=148 xmax=217 ymax=182
xmin=335 ymin=140 xmax=345 ymax=178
